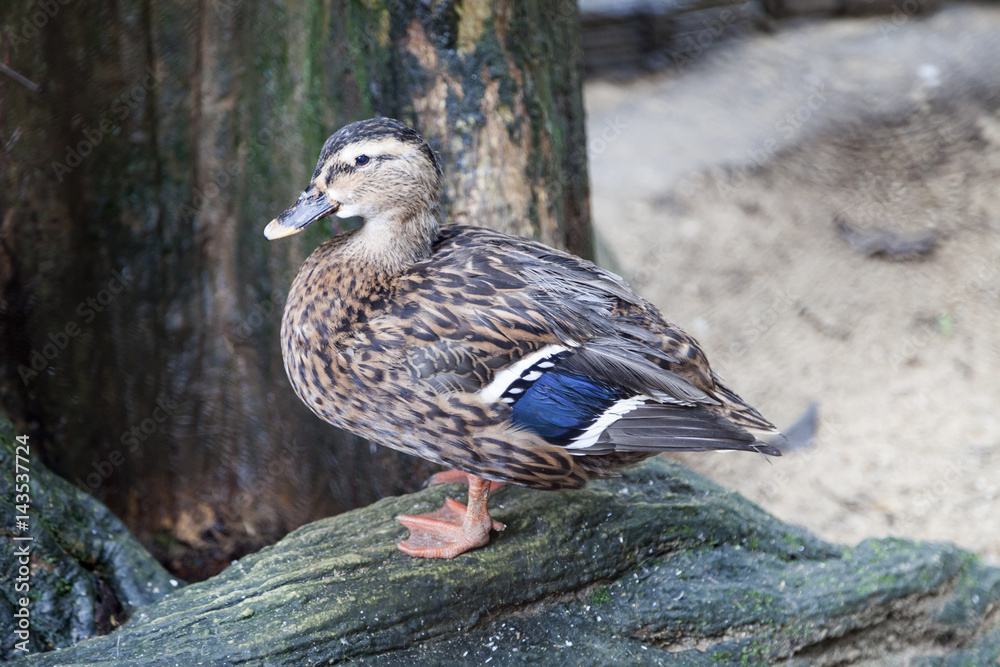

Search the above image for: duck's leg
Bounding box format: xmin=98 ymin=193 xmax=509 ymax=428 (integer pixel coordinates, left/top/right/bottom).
xmin=396 ymin=475 xmax=505 ymax=558
xmin=425 ymin=468 xmax=505 ymax=491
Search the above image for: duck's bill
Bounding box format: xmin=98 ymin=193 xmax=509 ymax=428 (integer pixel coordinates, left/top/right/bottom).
xmin=264 ymin=186 xmax=340 ymax=240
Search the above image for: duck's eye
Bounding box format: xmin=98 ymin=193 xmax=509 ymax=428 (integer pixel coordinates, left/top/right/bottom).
xmin=354 ymin=154 xmax=370 ymax=166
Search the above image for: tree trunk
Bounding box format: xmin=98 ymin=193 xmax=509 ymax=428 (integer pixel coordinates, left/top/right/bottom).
xmin=0 ymin=0 xmax=590 ymax=579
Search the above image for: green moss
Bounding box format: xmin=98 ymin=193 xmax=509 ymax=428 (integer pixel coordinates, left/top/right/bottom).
xmin=738 ymin=639 xmax=770 ymax=665
xmin=13 ymin=459 xmax=1000 ymax=665
xmin=590 ymin=587 xmax=612 ymax=605
xmin=781 ymin=532 xmax=807 ymax=552
xmin=0 ymin=412 xmax=175 ymax=659
xmin=741 ymin=589 xmax=777 ymax=612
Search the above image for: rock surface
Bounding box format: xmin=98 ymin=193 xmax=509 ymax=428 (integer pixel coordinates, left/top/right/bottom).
xmin=11 ymin=453 xmax=1000 ymax=665
xmin=0 ymin=415 xmax=178 ymax=659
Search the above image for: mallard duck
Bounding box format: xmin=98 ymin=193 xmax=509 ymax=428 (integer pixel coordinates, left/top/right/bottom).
xmin=265 ymin=117 xmax=781 ymax=559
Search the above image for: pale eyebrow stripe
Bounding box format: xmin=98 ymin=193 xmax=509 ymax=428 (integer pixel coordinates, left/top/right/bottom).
xmin=315 ymin=136 xmax=409 ymax=186
xmin=341 ymin=137 xmax=407 ymax=163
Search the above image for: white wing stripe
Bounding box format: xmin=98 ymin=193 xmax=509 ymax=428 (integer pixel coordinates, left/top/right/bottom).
xmin=565 ymin=395 xmax=649 ymax=451
xmin=478 ymin=344 xmax=569 ymax=404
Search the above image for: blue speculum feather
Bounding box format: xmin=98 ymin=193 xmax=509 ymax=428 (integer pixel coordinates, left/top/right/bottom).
xmin=509 ymin=371 xmax=627 ymax=446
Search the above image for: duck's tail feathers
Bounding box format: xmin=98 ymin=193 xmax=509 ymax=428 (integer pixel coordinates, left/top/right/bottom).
xmin=593 ymin=403 xmax=782 ymax=457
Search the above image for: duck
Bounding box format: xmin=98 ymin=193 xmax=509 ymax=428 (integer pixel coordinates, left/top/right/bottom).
xmin=264 ymin=117 xmax=781 ymax=559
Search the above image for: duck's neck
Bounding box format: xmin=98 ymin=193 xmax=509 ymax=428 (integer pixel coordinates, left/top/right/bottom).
xmin=348 ymin=208 xmax=440 ymax=276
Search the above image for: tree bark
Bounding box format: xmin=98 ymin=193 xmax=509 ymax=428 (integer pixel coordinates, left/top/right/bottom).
xmin=0 ymin=0 xmax=589 ymax=578
xmin=10 ymin=456 xmax=1000 ymax=665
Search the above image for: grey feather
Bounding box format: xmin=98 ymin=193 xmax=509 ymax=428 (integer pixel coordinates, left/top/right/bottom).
xmin=560 ymin=341 xmax=713 ymax=405
xmin=595 ymin=404 xmax=782 ymax=456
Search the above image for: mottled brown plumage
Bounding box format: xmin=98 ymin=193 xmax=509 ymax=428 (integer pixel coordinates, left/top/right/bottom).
xmin=266 ymin=118 xmax=781 ymax=558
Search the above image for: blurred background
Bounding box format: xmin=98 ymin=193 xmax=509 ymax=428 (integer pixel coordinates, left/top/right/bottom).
xmin=582 ymin=0 xmax=1000 ymax=567
xmin=1 ymin=0 xmax=998 ymax=583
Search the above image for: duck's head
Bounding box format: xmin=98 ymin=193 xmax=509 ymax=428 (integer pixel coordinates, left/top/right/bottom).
xmin=264 ymin=117 xmax=443 ymax=240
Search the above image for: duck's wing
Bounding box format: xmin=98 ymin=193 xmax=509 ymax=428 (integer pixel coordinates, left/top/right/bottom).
xmin=377 ymin=226 xmax=780 ymax=458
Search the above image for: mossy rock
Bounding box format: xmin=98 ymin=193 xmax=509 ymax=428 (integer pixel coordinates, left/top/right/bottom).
xmin=0 ymin=413 xmax=178 ymax=659
xmin=9 ymin=447 xmax=1000 ymax=665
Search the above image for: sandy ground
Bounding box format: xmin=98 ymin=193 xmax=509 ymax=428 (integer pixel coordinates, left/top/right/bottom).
xmin=585 ymin=4 xmax=1000 ymax=565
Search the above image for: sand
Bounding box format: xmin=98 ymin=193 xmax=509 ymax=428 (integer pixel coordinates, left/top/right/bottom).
xmin=584 ymin=3 xmax=1000 ymax=564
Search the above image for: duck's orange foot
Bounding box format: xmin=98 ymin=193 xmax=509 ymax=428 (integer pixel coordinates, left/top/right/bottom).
xmin=425 ymin=468 xmax=506 ymax=492
xmin=396 ymin=476 xmax=505 ymax=559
